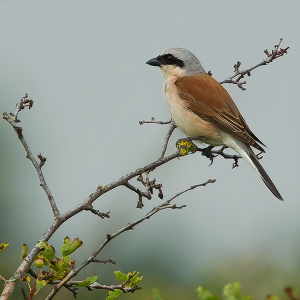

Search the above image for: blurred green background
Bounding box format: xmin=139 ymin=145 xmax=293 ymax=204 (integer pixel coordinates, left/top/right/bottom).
xmin=1 ymin=1 xmax=299 ymax=299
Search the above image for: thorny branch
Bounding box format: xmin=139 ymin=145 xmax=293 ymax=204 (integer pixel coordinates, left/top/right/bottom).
xmin=45 ymin=179 xmax=215 ymax=300
xmin=1 ymin=39 xmax=288 ymax=300
xmin=220 ymin=38 xmax=289 ymax=90
xmin=1 ymin=96 xmax=212 ymax=300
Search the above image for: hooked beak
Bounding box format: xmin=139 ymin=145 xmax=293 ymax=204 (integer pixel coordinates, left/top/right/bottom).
xmin=146 ymin=57 xmax=161 ymax=67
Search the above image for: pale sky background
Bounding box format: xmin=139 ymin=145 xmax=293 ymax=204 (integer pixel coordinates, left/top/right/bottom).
xmin=0 ymin=1 xmax=299 ymax=299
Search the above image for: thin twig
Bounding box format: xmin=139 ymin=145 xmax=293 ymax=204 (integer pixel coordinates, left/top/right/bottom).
xmin=123 ymin=181 xmax=151 ymax=200
xmin=220 ymin=38 xmax=289 ymax=90
xmin=165 ymin=179 xmax=216 ymax=204
xmin=14 ymin=94 xmax=33 ymax=121
xmin=84 ymin=205 xmax=110 ymax=219
xmin=51 ymin=280 xmax=141 ymax=293
xmin=3 ymin=110 xmax=60 ymax=219
xmin=21 ymin=288 xmax=28 ymax=300
xmin=0 ymin=147 xmax=182 ymax=300
xmin=0 ymin=276 xmax=6 ymax=284
xmin=139 ymin=118 xmax=172 ymax=125
xmin=1 ymin=38 xmax=289 ymax=299
xmin=45 ymin=178 xmax=215 ymax=299
xmin=285 ymin=287 xmax=300 ymax=300
xmin=91 ymin=258 xmax=116 ymax=264
xmin=159 ymin=121 xmax=177 ymax=160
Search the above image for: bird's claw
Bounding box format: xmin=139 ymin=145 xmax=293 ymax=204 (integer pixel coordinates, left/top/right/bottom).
xmin=199 ymin=145 xmax=216 ymax=166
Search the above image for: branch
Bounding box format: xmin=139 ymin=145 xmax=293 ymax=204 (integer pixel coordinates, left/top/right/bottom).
xmin=220 ymin=38 xmax=289 ymax=90
xmin=84 ymin=205 xmax=110 ymax=219
xmin=44 ymin=179 xmax=215 ymax=299
xmin=2 ymin=38 xmax=288 ymax=298
xmin=285 ymin=287 xmax=300 ymax=300
xmin=139 ymin=117 xmax=172 ymax=125
xmin=13 ymin=94 xmax=33 ymax=121
xmin=50 ymin=280 xmax=141 ymax=294
xmin=159 ymin=121 xmax=177 ymax=160
xmin=123 ymin=181 xmax=152 ymax=208
xmin=0 ymin=98 xmax=185 ymax=300
xmin=0 ymin=276 xmax=6 ymax=284
xmin=3 ymin=100 xmax=60 ymax=220
xmin=91 ymin=258 xmax=116 ymax=264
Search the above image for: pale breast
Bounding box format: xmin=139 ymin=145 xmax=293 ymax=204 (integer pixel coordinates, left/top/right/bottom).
xmin=163 ymin=76 xmax=223 ymax=146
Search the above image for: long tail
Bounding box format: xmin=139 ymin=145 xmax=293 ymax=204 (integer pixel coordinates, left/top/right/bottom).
xmin=222 ymin=135 xmax=283 ymax=200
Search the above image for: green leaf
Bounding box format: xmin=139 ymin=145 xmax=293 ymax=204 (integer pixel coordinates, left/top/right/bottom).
xmin=152 ymin=288 xmax=164 ymax=300
xmin=49 ymin=256 xmax=75 ymax=280
xmin=223 ymin=282 xmax=252 ymax=300
xmin=106 ymin=289 xmax=123 ymax=300
xmin=0 ymin=243 xmax=9 ymax=252
xmin=114 ymin=271 xmax=128 ymax=283
xmin=34 ymin=280 xmax=46 ymax=294
xmin=40 ymin=244 xmax=55 ymax=262
xmin=196 ymin=286 xmax=220 ymax=300
xmin=126 ymin=271 xmax=143 ymax=287
xmin=61 ymin=237 xmax=83 ymax=256
xmin=77 ymin=275 xmax=98 ymax=287
xmin=61 ymin=236 xmax=70 ymax=256
xmin=21 ymin=244 xmax=29 ymax=261
xmin=223 ymin=282 xmax=241 ymax=300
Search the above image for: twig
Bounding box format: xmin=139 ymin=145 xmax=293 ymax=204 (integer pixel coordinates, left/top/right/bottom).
xmin=50 ymin=280 xmax=141 ymax=293
xmin=220 ymin=38 xmax=289 ymax=90
xmin=91 ymin=258 xmax=116 ymax=264
xmin=84 ymin=205 xmax=110 ymax=219
xmin=123 ymin=181 xmax=151 ymax=200
xmin=285 ymin=287 xmax=300 ymax=300
xmin=0 ymin=276 xmax=6 ymax=284
xmin=0 ymin=136 xmax=182 ymax=300
xmin=64 ymin=284 xmax=79 ymax=298
xmin=1 ymin=38 xmax=288 ymax=298
xmin=166 ymin=179 xmax=216 ymax=204
xmin=14 ymin=94 xmax=33 ymax=121
xmin=44 ymin=178 xmax=215 ymax=299
xmin=28 ymin=270 xmax=43 ymax=300
xmin=21 ymin=288 xmax=28 ymax=300
xmin=159 ymin=121 xmax=177 ymax=160
xmin=37 ymin=153 xmax=47 ymax=169
xmin=3 ymin=108 xmax=60 ymax=219
xmin=139 ymin=117 xmax=172 ymax=125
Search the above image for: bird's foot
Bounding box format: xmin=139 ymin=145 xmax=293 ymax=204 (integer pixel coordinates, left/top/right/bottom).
xmin=197 ymin=145 xmax=216 ymax=166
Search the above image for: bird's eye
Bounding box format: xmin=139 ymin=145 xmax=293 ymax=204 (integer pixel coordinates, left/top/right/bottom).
xmin=165 ymin=54 xmax=174 ymax=60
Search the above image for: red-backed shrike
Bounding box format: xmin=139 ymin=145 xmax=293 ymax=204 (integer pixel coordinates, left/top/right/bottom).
xmin=146 ymin=48 xmax=283 ymax=200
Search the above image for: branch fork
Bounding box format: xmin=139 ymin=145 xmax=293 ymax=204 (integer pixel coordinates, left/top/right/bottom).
xmin=1 ymin=38 xmax=288 ymax=300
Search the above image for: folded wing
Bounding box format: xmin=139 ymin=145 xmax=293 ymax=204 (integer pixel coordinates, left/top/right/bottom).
xmin=175 ymin=74 xmax=265 ymax=152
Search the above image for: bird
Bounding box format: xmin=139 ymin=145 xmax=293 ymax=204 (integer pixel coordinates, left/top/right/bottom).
xmin=146 ymin=48 xmax=283 ymax=200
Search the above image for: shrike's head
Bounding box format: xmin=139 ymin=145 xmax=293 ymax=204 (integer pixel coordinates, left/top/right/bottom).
xmin=146 ymin=48 xmax=206 ymax=78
